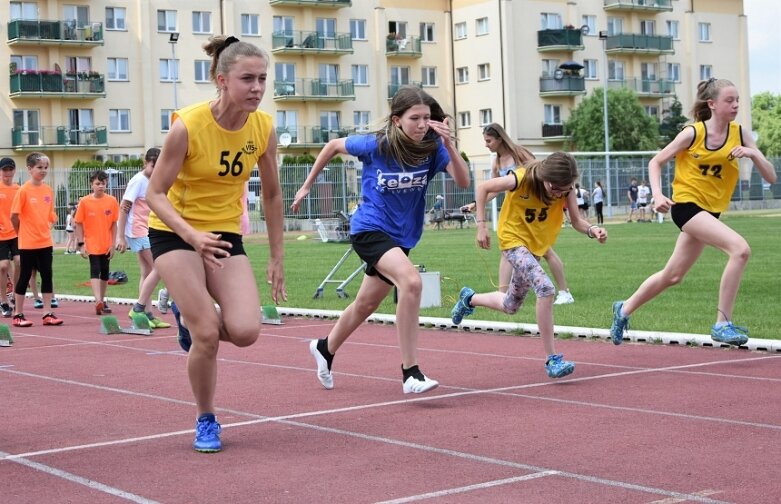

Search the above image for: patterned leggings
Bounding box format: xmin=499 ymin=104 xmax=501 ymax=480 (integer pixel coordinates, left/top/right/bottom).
xmin=501 ymin=246 xmax=555 ymax=314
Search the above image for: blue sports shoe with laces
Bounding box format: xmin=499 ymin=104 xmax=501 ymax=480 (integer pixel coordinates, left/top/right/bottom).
xmin=193 ymin=414 xmax=222 ymax=453
xmin=711 ymin=322 xmax=748 ymax=346
xmin=610 ymin=301 xmax=630 ymax=345
xmin=545 ymin=354 xmax=575 ymax=378
xmin=451 ymin=287 xmax=475 ymax=325
xmin=170 ymin=301 xmax=192 ymax=352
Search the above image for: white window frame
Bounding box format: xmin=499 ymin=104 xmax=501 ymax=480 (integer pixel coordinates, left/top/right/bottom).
xmin=159 ymin=59 xmax=179 ymax=82
xmin=11 ymin=54 xmax=38 ymax=71
xmin=699 ymin=22 xmax=711 ymax=42
xmin=666 ymin=20 xmax=679 ymax=40
xmin=351 ymin=64 xmax=368 ymax=86
xmin=10 ymin=2 xmax=38 ymax=21
xmin=388 ymin=21 xmax=407 ymax=39
xmin=544 ymin=104 xmax=561 ymax=125
xmin=540 ymin=13 xmax=562 ymax=30
xmin=421 ymin=66 xmax=437 ymax=87
xmin=476 ymin=17 xmax=489 ymax=36
xmin=458 ymin=111 xmax=471 ymax=128
xmin=477 ymin=63 xmax=490 ymax=81
xmin=157 ymin=10 xmax=177 ymax=33
xmin=273 ymin=16 xmax=293 ymax=35
xmin=241 ymin=14 xmax=260 ymax=36
xmin=317 ymin=17 xmax=337 ymax=38
xmin=582 ymin=15 xmax=596 ymax=36
xmin=608 ymin=60 xmax=625 ymax=81
xmin=479 ymin=108 xmax=492 ymax=126
xmin=542 ymin=59 xmax=560 ymax=78
xmin=109 ymin=109 xmax=130 ymax=132
xmin=640 ymin=20 xmax=655 ymax=36
xmin=454 ymin=22 xmax=467 ymax=40
xmin=353 ymin=111 xmax=370 ymax=132
xmin=607 ymin=17 xmax=623 ymax=36
xmin=456 ymin=66 xmax=469 ymax=84
xmin=350 ymin=19 xmax=366 ymax=40
xmin=699 ymin=64 xmax=712 ymax=80
xmin=161 ymin=109 xmax=173 ymax=132
xmin=583 ymin=59 xmax=597 ymax=80
xmin=192 ymin=11 xmax=212 ymax=34
xmin=107 ymin=57 xmax=128 ymax=81
xmin=194 ymin=60 xmax=210 ymax=83
xmin=420 ymin=22 xmax=434 ymax=42
xmin=641 ymin=62 xmax=657 ymax=81
xmin=645 ymin=106 xmax=659 ymax=119
xmin=667 ymin=62 xmax=680 ymax=83
xmin=105 ymin=7 xmax=126 ymax=30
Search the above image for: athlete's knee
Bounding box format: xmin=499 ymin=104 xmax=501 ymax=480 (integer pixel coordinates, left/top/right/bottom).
xmin=229 ymin=325 xmax=260 ymax=347
xmin=731 ymin=241 xmax=751 ymax=264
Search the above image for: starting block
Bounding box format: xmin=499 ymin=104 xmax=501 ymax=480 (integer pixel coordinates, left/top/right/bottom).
xmin=0 ymin=323 xmax=12 ymax=347
xmin=261 ymin=305 xmax=283 ymax=325
xmin=100 ymin=315 xmax=153 ymax=336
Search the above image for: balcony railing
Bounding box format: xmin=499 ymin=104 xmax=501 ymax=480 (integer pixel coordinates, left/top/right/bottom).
xmin=273 ymin=78 xmax=355 ymax=101
xmin=608 ymin=77 xmax=675 ymax=96
xmin=388 ymin=81 xmax=423 ymax=99
xmin=9 ymin=72 xmax=106 ymax=98
xmin=537 ymin=28 xmax=584 ymax=52
xmin=7 ymin=19 xmax=104 ymax=46
xmin=268 ymin=0 xmax=351 ymax=7
xmin=603 ymin=0 xmax=673 ymax=12
xmin=386 ymin=36 xmax=422 ymax=58
xmin=275 ymin=126 xmax=357 ymax=148
xmin=605 ymin=33 xmax=674 ymax=54
xmin=541 ymin=123 xmax=567 ymax=139
xmin=539 ymin=75 xmax=586 ymax=95
xmin=271 ymin=30 xmax=353 ymax=54
xmin=11 ymin=126 xmax=108 ymax=150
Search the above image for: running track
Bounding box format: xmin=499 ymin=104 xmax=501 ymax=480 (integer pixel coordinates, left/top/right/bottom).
xmin=1 ymin=299 xmax=779 ymax=503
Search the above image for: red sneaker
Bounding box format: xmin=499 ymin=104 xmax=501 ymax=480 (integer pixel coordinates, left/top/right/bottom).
xmin=42 ymin=312 xmax=63 ymax=326
xmin=95 ymin=302 xmax=104 ymax=315
xmin=12 ymin=313 xmax=33 ymax=327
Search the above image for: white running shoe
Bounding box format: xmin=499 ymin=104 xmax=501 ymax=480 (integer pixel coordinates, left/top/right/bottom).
xmin=309 ymin=339 xmax=334 ymax=390
xmin=157 ymin=288 xmax=169 ymax=314
xmin=553 ymin=290 xmax=575 ymax=305
xmin=402 ymin=374 xmax=439 ymax=394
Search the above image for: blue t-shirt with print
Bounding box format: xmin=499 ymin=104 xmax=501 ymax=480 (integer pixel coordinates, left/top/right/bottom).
xmin=346 ymin=134 xmax=450 ymax=249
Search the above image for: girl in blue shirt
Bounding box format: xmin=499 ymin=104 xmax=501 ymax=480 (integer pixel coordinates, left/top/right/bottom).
xmin=292 ymin=86 xmax=470 ymax=394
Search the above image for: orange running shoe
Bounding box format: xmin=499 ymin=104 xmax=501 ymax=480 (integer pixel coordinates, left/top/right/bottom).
xmin=42 ymin=312 xmax=63 ymax=326
xmin=12 ymin=313 xmax=33 ymax=327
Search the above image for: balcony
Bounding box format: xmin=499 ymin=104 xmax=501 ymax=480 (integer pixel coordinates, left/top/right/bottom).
xmin=388 ymin=81 xmax=423 ymax=100
xmin=7 ymin=19 xmax=104 ymax=46
xmin=537 ymin=28 xmax=584 ymax=52
xmin=608 ymin=77 xmax=675 ymax=97
xmin=605 ymin=33 xmax=674 ymax=54
xmin=9 ymin=71 xmax=106 ymax=98
xmin=273 ymin=78 xmax=355 ymax=102
xmin=539 ymin=75 xmax=586 ymax=96
xmin=603 ymin=0 xmax=673 ymax=13
xmin=386 ymin=36 xmax=422 ymax=58
xmin=275 ymin=125 xmax=356 ymax=149
xmin=11 ymin=126 xmax=108 ymax=151
xmin=541 ymin=123 xmax=568 ymax=142
xmin=268 ymin=0 xmax=351 ymax=8
xmin=271 ymin=31 xmax=353 ymax=55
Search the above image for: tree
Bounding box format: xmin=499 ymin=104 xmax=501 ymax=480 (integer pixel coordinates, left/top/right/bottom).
xmin=659 ymin=96 xmax=688 ymax=146
xmin=751 ymin=92 xmax=781 ymax=157
xmin=565 ymin=87 xmax=659 ymax=152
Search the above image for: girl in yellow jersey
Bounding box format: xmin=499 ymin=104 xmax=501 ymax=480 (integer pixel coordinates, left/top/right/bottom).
xmin=611 ymin=79 xmax=776 ymax=347
xmin=146 ymin=36 xmax=286 ymax=453
xmin=450 ymin=152 xmax=607 ymax=378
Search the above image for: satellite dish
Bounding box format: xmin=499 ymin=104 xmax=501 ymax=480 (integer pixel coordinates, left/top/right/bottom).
xmin=580 ymin=24 xmax=590 ymax=36
xmin=279 ymin=132 xmax=292 ymax=146
xmin=554 ymin=69 xmax=564 ymax=81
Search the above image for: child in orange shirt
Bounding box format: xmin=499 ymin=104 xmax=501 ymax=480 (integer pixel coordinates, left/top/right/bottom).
xmin=75 ymin=170 xmax=119 ymax=315
xmin=0 ymin=157 xmax=20 ymax=318
xmin=10 ymin=152 xmax=62 ymax=327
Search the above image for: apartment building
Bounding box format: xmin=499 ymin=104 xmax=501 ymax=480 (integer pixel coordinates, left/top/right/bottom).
xmin=2 ymin=0 xmax=749 ymax=172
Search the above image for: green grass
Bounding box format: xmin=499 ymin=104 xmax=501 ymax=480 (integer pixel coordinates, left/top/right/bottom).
xmin=51 ymin=211 xmax=781 ymax=339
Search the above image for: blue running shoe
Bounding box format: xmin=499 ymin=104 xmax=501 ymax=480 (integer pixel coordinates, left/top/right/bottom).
xmin=545 ymin=354 xmax=575 ymax=378
xmin=171 ymin=302 xmax=191 ymax=352
xmin=711 ymin=322 xmax=749 ymax=346
xmin=33 ymin=298 xmax=44 ymax=309
xmin=610 ymin=301 xmax=630 ymax=345
xmin=193 ymin=414 xmax=222 ymax=453
xmin=451 ymin=287 xmax=475 ymax=325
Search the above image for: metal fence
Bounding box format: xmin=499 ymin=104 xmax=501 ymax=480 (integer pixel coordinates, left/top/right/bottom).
xmin=14 ymin=154 xmax=780 ymax=240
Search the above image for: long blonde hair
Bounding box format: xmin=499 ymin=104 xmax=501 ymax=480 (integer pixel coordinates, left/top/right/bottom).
xmin=483 ymin=123 xmax=535 ymax=177
xmin=691 ymin=78 xmax=735 ymax=122
xmin=518 ymin=152 xmax=579 ymax=206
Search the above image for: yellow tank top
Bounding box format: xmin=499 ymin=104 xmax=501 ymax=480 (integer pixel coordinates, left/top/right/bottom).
xmin=672 ymin=121 xmax=741 ymax=213
xmin=497 ymin=167 xmax=566 ymax=256
xmin=148 ymin=101 xmax=272 ymax=233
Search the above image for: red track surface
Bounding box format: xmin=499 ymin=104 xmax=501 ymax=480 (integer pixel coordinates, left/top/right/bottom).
xmin=1 ymin=300 xmax=779 ymax=503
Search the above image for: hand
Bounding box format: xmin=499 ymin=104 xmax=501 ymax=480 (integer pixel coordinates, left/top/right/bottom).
xmin=115 ymin=237 xmax=127 ymax=253
xmin=652 ymin=193 xmax=674 ymax=214
xmin=427 ymin=118 xmax=452 ymax=144
xmin=476 ymin=226 xmax=491 ymax=250
xmin=188 ymin=231 xmax=232 ymax=271
xmin=290 ymin=187 xmax=310 ymax=213
xmin=266 ymin=259 xmax=287 ymax=305
xmin=728 ymin=145 xmax=757 ymax=160
xmin=79 ymin=248 xmax=87 ymax=259
xmin=592 ymin=226 xmax=608 ymax=244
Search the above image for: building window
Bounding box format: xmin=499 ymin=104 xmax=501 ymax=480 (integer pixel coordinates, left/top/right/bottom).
xmin=583 ymin=59 xmax=597 ymax=79
xmin=194 ymin=60 xmax=210 ymax=82
xmin=192 ymin=11 xmax=211 ymax=34
xmin=540 ymin=13 xmax=562 ymax=30
xmin=161 ymin=109 xmax=173 ymax=132
xmin=105 ymin=7 xmax=126 ymax=30
xmin=318 ymin=18 xmax=337 ymax=38
xmin=641 ymin=62 xmax=657 ymax=81
xmin=667 ymin=63 xmax=680 ymax=82
xmin=421 ymin=66 xmax=437 ymax=86
xmin=607 ymin=17 xmax=623 ymax=36
xmin=640 ymin=20 xmax=655 ymax=36
xmin=241 ymin=14 xmax=260 ymax=36
xmin=544 ymin=104 xmax=561 ymax=124
xmin=454 ymin=22 xmax=467 ymax=40
xmin=479 ymin=109 xmax=492 ymax=126
xmin=645 ymin=106 xmax=659 ymax=119
xmin=107 ymin=58 xmax=128 ymax=80
xmin=477 ymin=63 xmax=490 ymax=81
xmin=700 ymin=65 xmax=712 ymax=80
xmin=608 ymin=60 xmax=625 ymax=81
xmin=699 ymin=22 xmax=711 ymax=42
xmin=582 ymin=15 xmax=596 ymax=36
xmin=10 ymin=2 xmax=38 ymax=20
xmin=458 ymin=111 xmax=471 ymax=128
xmin=157 ymin=10 xmax=177 ymax=32
xmin=273 ymin=16 xmax=293 ymax=36
xmin=420 ymin=22 xmax=434 ymax=42
xmin=666 ymin=20 xmax=679 ymax=40
xmin=351 ymin=64 xmax=368 ymax=85
xmin=541 ymin=59 xmax=560 ymax=78
xmin=353 ymin=111 xmax=370 ymax=131
xmin=476 ymin=17 xmax=489 ymax=36
xmin=109 ymin=109 xmax=130 ymax=132
xmin=350 ymin=19 xmax=366 ymax=40
xmin=160 ymin=59 xmax=179 ymax=82
xmin=456 ymin=66 xmax=469 ymax=84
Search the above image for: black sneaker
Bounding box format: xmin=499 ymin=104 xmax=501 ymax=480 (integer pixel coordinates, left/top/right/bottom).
xmin=0 ymin=303 xmax=12 ymax=317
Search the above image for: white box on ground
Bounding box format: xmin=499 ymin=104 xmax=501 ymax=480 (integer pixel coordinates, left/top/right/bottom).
xmin=419 ymin=271 xmax=441 ymax=308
